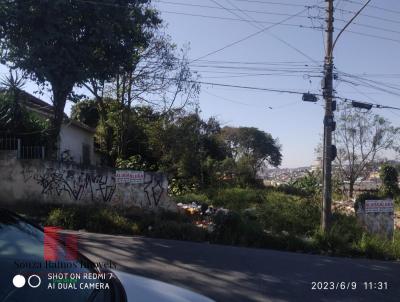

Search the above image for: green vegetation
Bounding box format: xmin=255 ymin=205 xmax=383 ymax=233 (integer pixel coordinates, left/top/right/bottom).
xmin=6 ymin=179 xmax=399 ymax=261
xmin=0 ymin=0 xmax=161 ymax=156
xmin=46 ymin=206 xmax=137 ymax=235
xmin=71 ymin=99 xmax=282 ymax=192
xmin=380 ymin=164 xmax=400 ymax=198
xmin=0 ymin=77 xmax=49 ymax=143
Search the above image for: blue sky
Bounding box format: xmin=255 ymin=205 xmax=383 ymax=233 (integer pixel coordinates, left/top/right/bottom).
xmin=2 ymin=0 xmax=400 ymax=167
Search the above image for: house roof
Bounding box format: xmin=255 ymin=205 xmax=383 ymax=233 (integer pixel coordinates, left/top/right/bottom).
xmin=2 ymin=88 xmax=96 ymax=134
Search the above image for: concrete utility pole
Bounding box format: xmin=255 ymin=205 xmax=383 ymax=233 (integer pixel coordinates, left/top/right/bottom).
xmin=321 ymin=0 xmax=372 ymax=232
xmin=321 ymin=0 xmax=335 ymax=232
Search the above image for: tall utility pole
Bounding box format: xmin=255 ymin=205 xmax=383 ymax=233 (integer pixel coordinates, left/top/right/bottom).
xmin=321 ymin=0 xmax=335 ymax=232
xmin=321 ymin=0 xmax=372 ymax=232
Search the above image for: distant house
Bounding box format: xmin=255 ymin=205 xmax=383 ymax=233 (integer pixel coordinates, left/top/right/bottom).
xmin=15 ymin=89 xmax=99 ymax=165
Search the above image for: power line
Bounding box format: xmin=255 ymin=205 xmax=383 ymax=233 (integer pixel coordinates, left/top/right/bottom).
xmin=190 ymin=7 xmax=309 ymax=62
xmin=332 ymin=16 xmax=400 ymax=36
xmin=166 ymin=77 xmax=400 ymax=111
xmin=190 ymin=64 xmax=322 ymax=71
xmin=160 ymin=0 xmax=400 ymax=37
xmin=341 ymin=0 xmax=400 ymax=16
xmin=338 ymin=28 xmax=400 ymax=45
xmin=335 ymin=6 xmax=400 ymax=26
xmin=229 ymin=0 xmax=321 ymax=64
xmin=159 ymin=10 xmax=400 ymax=45
xmin=160 ymin=10 xmax=319 ymax=30
xmin=156 ymin=1 xmax=317 ymax=19
xmin=38 ymin=0 xmax=400 ymax=47
xmin=230 ymin=0 xmax=309 ymax=8
xmin=192 ymin=59 xmax=324 ymax=65
xmin=203 ymin=89 xmax=256 ymax=107
xmin=198 ymin=72 xmax=322 ymax=80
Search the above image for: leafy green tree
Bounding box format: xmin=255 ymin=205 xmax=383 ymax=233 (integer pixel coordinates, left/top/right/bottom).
xmin=379 ymin=164 xmax=399 ymax=198
xmin=221 ymin=126 xmax=282 ymax=179
xmin=70 ymin=99 xmax=99 ymax=129
xmin=0 ymin=73 xmax=48 ymax=144
xmin=0 ymin=0 xmax=160 ymax=157
xmin=292 ymin=171 xmax=322 ymax=197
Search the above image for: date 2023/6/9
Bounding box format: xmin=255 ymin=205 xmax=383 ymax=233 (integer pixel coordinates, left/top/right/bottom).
xmin=311 ymin=281 xmax=389 ymax=290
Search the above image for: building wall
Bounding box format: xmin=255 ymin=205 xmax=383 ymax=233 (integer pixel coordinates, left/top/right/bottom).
xmin=59 ymin=123 xmax=95 ymax=165
xmin=0 ymin=159 xmax=176 ymax=212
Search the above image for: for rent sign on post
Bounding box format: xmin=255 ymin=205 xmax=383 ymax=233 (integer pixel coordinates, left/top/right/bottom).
xmin=365 ymin=200 xmax=394 ymax=213
xmin=358 ymin=200 xmax=395 ymax=240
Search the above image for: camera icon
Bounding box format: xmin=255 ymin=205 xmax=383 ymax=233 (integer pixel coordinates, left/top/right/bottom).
xmin=13 ymin=274 xmax=41 ymax=288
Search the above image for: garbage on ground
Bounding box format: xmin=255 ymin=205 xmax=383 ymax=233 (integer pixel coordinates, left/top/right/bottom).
xmin=176 ymin=202 xmax=228 ymax=231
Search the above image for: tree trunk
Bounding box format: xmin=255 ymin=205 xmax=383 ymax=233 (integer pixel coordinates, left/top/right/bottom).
xmin=97 ymin=96 xmax=114 ymax=166
xmin=47 ymin=83 xmax=73 ymax=160
xmin=349 ymin=180 xmax=355 ymax=199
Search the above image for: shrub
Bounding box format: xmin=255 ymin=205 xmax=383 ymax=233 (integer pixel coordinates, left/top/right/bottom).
xmin=173 ymin=193 xmax=210 ymax=205
xmin=379 ymin=164 xmax=400 ymax=198
xmin=86 ymin=208 xmax=136 ymax=235
xmin=291 ymin=171 xmax=322 ymax=197
xmin=312 ymin=214 xmax=364 ymax=255
xmin=357 ymin=234 xmax=396 ymax=260
xmin=46 ymin=205 xmax=137 ymax=235
xmin=46 ymin=207 xmax=86 ymax=230
xmin=211 ymin=211 xmax=244 ymax=245
xmin=275 ymin=184 xmax=309 ymax=197
xmin=354 ymin=192 xmax=382 ymax=212
xmin=148 ymin=221 xmax=208 ymax=242
xmin=257 ymin=192 xmax=320 ymax=236
xmin=211 ymin=188 xmax=264 ymax=211
xmin=156 ymin=210 xmax=192 ymax=223
xmin=210 ymin=210 xmax=267 ymax=247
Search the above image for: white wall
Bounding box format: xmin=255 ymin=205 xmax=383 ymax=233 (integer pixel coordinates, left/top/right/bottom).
xmin=0 ymin=159 xmax=176 ymax=212
xmin=59 ymin=123 xmax=94 ymax=165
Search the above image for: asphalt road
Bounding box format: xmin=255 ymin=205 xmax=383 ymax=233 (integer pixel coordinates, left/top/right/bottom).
xmin=72 ymin=231 xmax=400 ymax=302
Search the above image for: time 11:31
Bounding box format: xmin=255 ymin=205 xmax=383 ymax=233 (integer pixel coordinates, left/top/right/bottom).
xmin=363 ymin=282 xmax=388 ymax=290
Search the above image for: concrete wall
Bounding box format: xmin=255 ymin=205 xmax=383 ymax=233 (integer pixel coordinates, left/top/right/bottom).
xmin=59 ymin=123 xmax=96 ymax=165
xmin=0 ymin=159 xmax=176 ymax=212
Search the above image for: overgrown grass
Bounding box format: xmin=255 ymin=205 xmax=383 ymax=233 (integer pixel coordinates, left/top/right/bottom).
xmin=258 ymin=191 xmax=320 ymax=236
xmin=2 ymin=187 xmax=400 ymax=261
xmin=45 ymin=205 xmax=139 ymax=235
xmin=172 ymin=193 xmax=210 ymax=205
xmin=207 ymin=187 xmax=265 ymax=211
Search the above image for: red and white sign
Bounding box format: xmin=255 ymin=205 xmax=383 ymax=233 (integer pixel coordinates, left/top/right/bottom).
xmin=116 ymin=170 xmax=144 ymax=184
xmin=365 ymin=200 xmax=394 ymax=213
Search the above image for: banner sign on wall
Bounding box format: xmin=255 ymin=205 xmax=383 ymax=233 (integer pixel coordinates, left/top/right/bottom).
xmin=116 ymin=170 xmax=144 ymax=184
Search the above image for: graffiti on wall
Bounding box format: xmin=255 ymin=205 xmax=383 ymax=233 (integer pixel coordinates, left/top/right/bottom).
xmin=32 ymin=168 xmax=116 ymax=203
xmin=143 ymin=173 xmax=166 ymax=207
xmin=16 ymin=163 xmax=174 ymax=210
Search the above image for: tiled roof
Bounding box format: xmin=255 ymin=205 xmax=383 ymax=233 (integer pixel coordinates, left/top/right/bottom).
xmin=2 ymin=88 xmax=95 ymax=133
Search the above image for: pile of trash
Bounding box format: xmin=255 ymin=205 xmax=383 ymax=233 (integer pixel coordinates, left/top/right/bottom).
xmin=332 ymin=200 xmax=355 ymax=215
xmin=176 ymin=202 xmax=228 ymax=231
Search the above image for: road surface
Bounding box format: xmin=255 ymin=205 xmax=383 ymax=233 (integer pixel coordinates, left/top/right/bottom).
xmin=72 ymin=231 xmax=400 ymax=302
